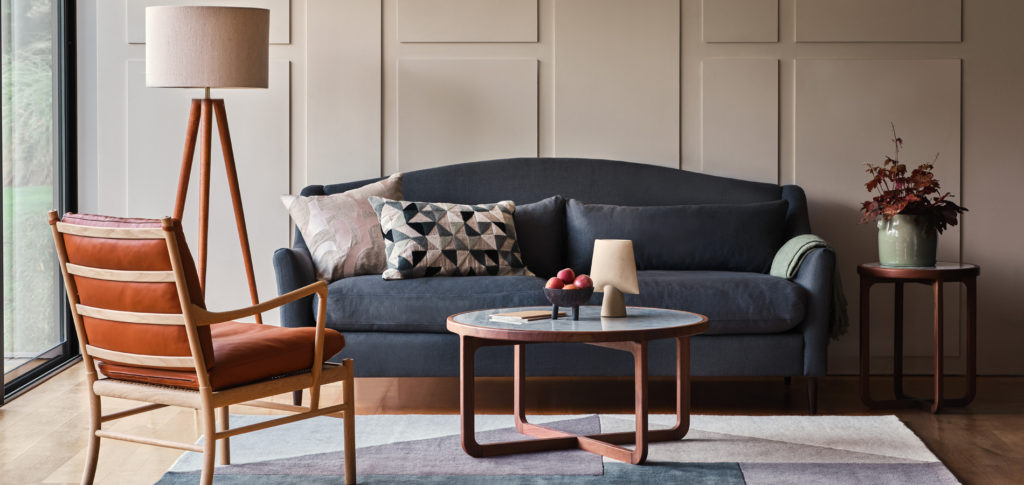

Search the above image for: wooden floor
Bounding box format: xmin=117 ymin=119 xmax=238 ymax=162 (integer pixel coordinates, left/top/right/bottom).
xmin=1 ymin=363 xmax=1021 ymax=484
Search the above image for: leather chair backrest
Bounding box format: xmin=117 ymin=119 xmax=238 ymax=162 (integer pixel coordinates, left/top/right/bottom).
xmin=58 ymin=213 xmax=214 ymax=368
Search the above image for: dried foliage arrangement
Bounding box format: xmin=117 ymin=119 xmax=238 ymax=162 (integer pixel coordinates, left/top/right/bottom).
xmin=859 ymin=124 xmax=966 ymax=233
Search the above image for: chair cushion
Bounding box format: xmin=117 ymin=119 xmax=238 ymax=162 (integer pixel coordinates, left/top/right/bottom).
xmin=97 ymin=322 xmax=345 ymax=390
xmin=326 ymin=275 xmax=549 ymax=333
xmin=629 ymin=271 xmax=806 ymax=335
xmin=566 ymin=199 xmax=789 ymax=274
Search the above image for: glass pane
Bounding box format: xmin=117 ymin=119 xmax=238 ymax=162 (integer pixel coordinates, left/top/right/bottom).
xmin=2 ymin=0 xmax=60 ymax=377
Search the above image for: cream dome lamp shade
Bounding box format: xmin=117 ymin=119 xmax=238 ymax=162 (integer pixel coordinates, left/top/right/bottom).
xmin=145 ymin=6 xmax=269 ymax=89
xmin=590 ymin=239 xmax=639 ymax=318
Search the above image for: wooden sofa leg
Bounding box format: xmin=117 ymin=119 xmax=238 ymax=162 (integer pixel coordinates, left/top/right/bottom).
xmin=807 ymin=377 xmax=818 ymax=415
xmin=292 ymin=390 xmax=303 ymax=406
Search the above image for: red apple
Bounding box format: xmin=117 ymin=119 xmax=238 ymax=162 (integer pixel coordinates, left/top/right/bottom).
xmin=574 ymin=274 xmax=593 ymax=289
xmin=563 ymin=284 xmax=578 ymax=290
xmin=557 ymin=268 xmax=576 ymax=285
xmin=545 ymin=277 xmax=564 ymax=289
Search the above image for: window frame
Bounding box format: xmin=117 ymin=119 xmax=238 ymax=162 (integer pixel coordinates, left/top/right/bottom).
xmin=2 ymin=0 xmax=79 ymax=403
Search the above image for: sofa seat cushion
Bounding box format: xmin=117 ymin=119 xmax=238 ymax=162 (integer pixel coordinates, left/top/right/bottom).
xmin=96 ymin=322 xmax=345 ymax=390
xmin=629 ymin=271 xmax=806 ymax=335
xmin=326 ymin=275 xmax=549 ymax=333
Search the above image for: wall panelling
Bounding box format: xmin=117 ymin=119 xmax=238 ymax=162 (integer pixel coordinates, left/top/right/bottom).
xmin=553 ymin=0 xmax=680 ymax=167
xmin=702 ymin=0 xmax=778 ymax=43
xmin=396 ymin=0 xmax=538 ymax=43
xmin=396 ymin=58 xmax=538 ymax=171
xmin=795 ymin=0 xmax=961 ymax=43
xmin=125 ymin=0 xmax=292 ymax=44
xmin=701 ymin=58 xmax=778 ymax=183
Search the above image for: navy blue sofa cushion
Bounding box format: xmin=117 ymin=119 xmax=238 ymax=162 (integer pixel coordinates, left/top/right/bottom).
xmin=566 ymin=199 xmax=789 ymax=274
xmin=513 ymin=195 xmax=566 ymax=278
xmin=628 ymin=270 xmax=805 ymax=335
xmin=324 ymin=270 xmax=804 ymax=335
xmin=325 ymin=275 xmax=549 ymax=333
xmin=293 ymin=158 xmax=807 ymax=252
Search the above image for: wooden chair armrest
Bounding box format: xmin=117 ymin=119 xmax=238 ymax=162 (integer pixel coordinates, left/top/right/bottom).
xmin=191 ymin=280 xmax=328 ymax=326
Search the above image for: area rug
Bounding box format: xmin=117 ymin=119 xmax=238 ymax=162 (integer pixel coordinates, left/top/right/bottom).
xmin=157 ymin=414 xmax=958 ymax=484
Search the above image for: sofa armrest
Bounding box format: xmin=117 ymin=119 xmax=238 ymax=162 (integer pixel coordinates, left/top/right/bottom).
xmin=273 ymin=247 xmax=318 ymax=327
xmin=793 ymin=247 xmax=835 ymax=376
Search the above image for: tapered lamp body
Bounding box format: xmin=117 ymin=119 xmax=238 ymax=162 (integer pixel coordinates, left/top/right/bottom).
xmin=590 ymin=239 xmax=639 ymax=317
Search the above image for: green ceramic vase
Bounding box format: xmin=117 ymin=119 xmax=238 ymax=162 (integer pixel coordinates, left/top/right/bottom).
xmin=877 ymin=214 xmax=937 ymax=267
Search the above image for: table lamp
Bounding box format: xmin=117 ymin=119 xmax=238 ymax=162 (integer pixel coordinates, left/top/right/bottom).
xmin=146 ymin=6 xmax=269 ymax=321
xmin=590 ymin=239 xmax=639 ymax=317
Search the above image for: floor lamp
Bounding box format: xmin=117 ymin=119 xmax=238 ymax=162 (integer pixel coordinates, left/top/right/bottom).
xmin=146 ymin=6 xmax=269 ymax=321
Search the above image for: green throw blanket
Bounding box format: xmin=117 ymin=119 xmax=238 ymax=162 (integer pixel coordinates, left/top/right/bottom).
xmin=770 ymin=234 xmax=849 ymax=340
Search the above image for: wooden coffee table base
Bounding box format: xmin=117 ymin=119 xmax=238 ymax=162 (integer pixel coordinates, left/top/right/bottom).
xmin=459 ymin=335 xmax=692 ymax=465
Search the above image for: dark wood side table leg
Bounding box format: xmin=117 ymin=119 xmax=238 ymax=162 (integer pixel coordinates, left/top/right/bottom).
xmin=931 ymin=281 xmax=944 ymax=414
xmin=966 ymin=277 xmax=978 ymax=404
xmin=946 ymin=277 xmax=978 ymax=407
xmin=664 ymin=336 xmax=692 ymax=439
xmin=514 ymin=344 xmax=527 ymax=432
xmin=859 ymin=277 xmax=874 ymax=406
xmin=460 ymin=335 xmax=483 ymax=456
xmin=893 ymin=281 xmax=906 ymax=399
xmin=630 ymin=341 xmax=650 ymax=465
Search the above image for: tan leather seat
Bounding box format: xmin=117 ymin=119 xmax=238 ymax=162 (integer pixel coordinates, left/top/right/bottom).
xmin=98 ymin=323 xmax=344 ymax=390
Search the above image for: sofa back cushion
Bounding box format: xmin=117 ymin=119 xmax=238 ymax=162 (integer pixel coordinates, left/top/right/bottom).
xmin=298 ymin=158 xmax=811 ymax=249
xmin=512 ymin=195 xmax=566 ymax=278
xmin=566 ymin=199 xmax=789 ymax=274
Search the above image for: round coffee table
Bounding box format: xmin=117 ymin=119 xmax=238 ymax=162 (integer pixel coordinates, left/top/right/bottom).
xmin=446 ymin=305 xmax=708 ymax=465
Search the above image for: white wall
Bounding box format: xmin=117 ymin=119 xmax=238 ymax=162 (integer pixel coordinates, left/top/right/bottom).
xmin=77 ymin=0 xmax=1024 ymax=375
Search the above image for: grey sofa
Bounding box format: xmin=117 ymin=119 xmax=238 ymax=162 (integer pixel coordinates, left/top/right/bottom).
xmin=274 ymin=158 xmax=834 ymax=411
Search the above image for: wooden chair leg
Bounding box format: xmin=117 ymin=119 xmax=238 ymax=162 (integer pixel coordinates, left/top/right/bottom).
xmin=217 ymin=406 xmax=230 ymax=465
xmin=200 ymin=406 xmax=217 ymax=485
xmin=82 ymin=393 xmax=102 ymax=485
xmin=292 ymin=390 xmax=303 ymax=406
xmin=343 ymin=360 xmax=357 ymax=485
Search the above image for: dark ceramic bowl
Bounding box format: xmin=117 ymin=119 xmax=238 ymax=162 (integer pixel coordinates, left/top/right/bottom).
xmin=543 ymin=287 xmax=595 ymax=320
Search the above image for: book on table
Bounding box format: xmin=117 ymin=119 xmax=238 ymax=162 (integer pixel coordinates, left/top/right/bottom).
xmin=489 ymin=310 xmax=565 ymax=324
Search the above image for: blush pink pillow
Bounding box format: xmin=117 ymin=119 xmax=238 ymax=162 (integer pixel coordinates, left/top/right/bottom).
xmin=281 ymin=173 xmax=402 ymax=280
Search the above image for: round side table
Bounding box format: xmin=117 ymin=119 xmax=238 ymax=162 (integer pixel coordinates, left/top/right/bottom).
xmin=857 ymin=262 xmax=979 ymax=413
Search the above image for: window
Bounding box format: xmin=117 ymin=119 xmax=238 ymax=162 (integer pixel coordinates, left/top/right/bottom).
xmin=2 ymin=0 xmax=76 ymax=402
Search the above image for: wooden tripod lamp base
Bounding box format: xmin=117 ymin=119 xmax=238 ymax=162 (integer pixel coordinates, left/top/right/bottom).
xmin=174 ymin=97 xmax=262 ymax=323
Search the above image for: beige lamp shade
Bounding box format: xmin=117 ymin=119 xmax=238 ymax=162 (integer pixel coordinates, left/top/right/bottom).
xmin=146 ymin=6 xmax=269 ymax=89
xmin=590 ymin=239 xmax=639 ymax=295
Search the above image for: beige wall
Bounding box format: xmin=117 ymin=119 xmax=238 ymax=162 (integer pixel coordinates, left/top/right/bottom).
xmin=77 ymin=0 xmax=1024 ymax=375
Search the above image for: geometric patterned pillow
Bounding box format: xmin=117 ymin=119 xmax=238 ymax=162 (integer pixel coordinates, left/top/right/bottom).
xmin=281 ymin=173 xmax=402 ymax=281
xmin=367 ymin=197 xmax=533 ymax=280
